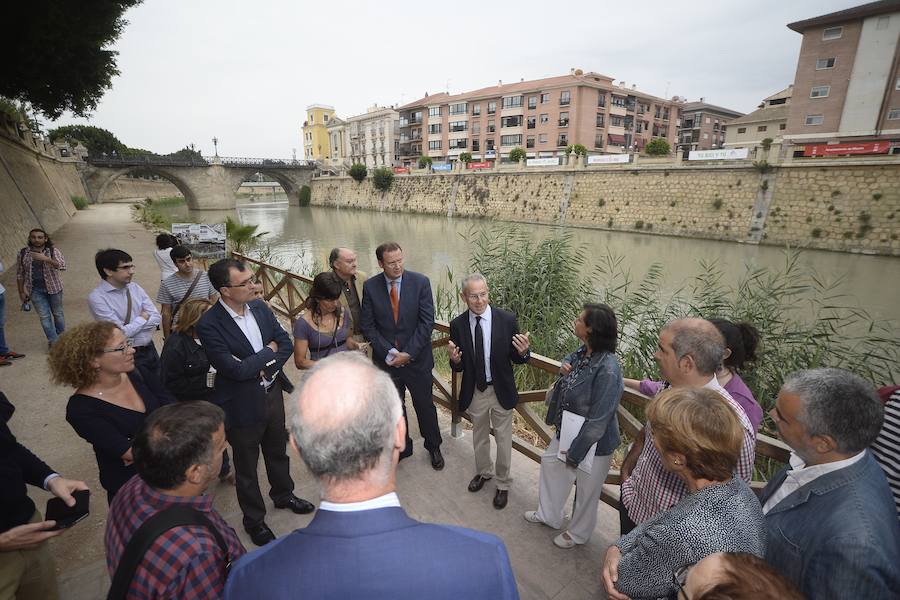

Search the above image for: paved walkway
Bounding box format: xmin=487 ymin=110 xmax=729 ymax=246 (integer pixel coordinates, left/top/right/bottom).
xmin=1 ymin=203 xmax=619 ymax=599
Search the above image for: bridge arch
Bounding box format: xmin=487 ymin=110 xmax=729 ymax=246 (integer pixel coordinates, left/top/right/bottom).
xmin=90 ymin=166 xmax=197 ymax=207
xmin=233 ymin=169 xmax=299 ymax=200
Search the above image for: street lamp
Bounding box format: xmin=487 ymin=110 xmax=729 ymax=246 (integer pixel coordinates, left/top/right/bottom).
xmin=212 ymin=137 xmax=219 ymax=157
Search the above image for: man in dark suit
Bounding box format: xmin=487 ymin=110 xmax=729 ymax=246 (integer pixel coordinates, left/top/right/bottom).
xmin=224 ymin=352 xmax=520 ymax=600
xmin=448 ymin=274 xmax=530 ymax=509
xmin=360 ymin=242 xmax=443 ymax=469
xmin=197 ymin=259 xmax=314 ymax=547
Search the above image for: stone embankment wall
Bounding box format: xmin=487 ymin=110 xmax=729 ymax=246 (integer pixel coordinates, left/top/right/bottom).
xmin=310 ymin=161 xmax=900 ymax=255
xmin=100 ymin=176 xmax=182 ymax=202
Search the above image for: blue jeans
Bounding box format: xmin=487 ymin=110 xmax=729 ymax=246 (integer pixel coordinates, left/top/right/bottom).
xmin=29 ymin=289 xmax=65 ymax=343
xmin=0 ymin=291 xmax=8 ymax=354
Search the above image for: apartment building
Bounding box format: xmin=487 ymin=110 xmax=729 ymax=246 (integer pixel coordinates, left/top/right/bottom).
xmin=675 ymin=100 xmax=744 ymax=154
xmin=396 ymin=70 xmax=680 ymax=167
xmin=341 ymin=105 xmax=400 ymax=168
xmin=724 ymin=86 xmax=792 ymax=151
xmin=784 ymin=0 xmax=900 ymax=150
xmin=302 ymin=104 xmax=335 ymax=161
xmin=325 ymin=116 xmax=347 ymax=168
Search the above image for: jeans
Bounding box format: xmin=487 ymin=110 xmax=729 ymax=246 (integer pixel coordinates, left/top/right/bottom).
xmin=29 ymin=289 xmax=65 ymax=343
xmin=0 ymin=292 xmax=8 ymax=354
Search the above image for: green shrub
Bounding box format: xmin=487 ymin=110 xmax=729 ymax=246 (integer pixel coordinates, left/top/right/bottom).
xmin=71 ymin=194 xmax=88 ymax=210
xmin=712 ymin=198 xmax=723 ymax=210
xmin=644 ymin=138 xmax=670 ymax=156
xmin=508 ymin=147 xmax=526 ymax=163
xmin=349 ymin=163 xmax=367 ymax=182
xmin=298 ymin=185 xmax=311 ymax=207
xmin=565 ymin=144 xmax=587 ymax=156
xmin=634 ymin=220 xmax=645 ymax=229
xmin=811 ymin=228 xmax=822 ymax=238
xmin=459 ymin=152 xmax=472 ymax=164
xmin=372 ymin=167 xmax=394 ymax=192
xmin=753 ymin=160 xmax=773 ymax=174
xmin=417 ymin=155 xmax=432 ymax=169
xmin=760 ymin=137 xmax=774 ymax=151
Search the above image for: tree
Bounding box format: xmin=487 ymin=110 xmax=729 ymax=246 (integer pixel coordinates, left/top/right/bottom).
xmin=3 ymin=2 xmax=143 ymax=119
xmin=508 ymin=147 xmax=526 ymax=163
xmin=417 ymin=155 xmax=432 ymax=169
xmin=166 ymin=146 xmax=203 ymax=161
xmin=48 ymin=125 xmax=126 ymax=156
xmin=566 ymin=144 xmax=587 ymax=156
xmin=458 ymin=152 xmax=473 ymax=164
xmin=644 ymin=137 xmax=671 ymax=156
xmin=372 ymin=167 xmax=394 ymax=192
xmin=349 ymin=163 xmax=368 ymax=182
xmin=761 ymin=137 xmax=774 ymax=152
xmin=298 ymin=185 xmax=311 ymax=207
xmin=226 ymin=216 xmax=268 ymax=256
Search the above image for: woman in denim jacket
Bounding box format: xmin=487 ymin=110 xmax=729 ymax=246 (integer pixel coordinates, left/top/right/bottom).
xmin=524 ymin=303 xmax=624 ymax=548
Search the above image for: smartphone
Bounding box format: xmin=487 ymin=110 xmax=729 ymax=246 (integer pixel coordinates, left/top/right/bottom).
xmin=45 ymin=489 xmax=90 ymax=530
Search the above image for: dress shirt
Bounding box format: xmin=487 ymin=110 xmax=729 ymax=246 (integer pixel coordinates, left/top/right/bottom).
xmin=763 ymin=450 xmax=866 ymax=514
xmin=87 ymin=280 xmax=160 ymax=347
xmin=468 ymin=306 xmax=493 ymax=383
xmin=383 ymin=274 xmax=403 ymax=363
xmin=318 ymin=492 xmax=402 ymax=513
xmin=219 ymin=299 xmax=264 ymax=352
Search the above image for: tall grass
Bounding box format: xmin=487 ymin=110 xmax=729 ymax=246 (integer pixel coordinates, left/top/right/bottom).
xmin=131 ymin=196 xmax=186 ymax=231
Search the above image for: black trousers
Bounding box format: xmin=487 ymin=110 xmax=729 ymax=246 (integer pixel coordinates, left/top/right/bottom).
xmin=226 ymin=381 xmax=294 ymax=529
xmin=389 ymin=367 xmax=442 ymax=452
xmin=133 ymin=341 xmax=160 ymax=380
xmin=619 ymin=500 xmax=637 ymax=535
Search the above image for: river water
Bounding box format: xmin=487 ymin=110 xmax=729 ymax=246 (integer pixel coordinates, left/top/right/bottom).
xmin=163 ymin=196 xmax=900 ymax=333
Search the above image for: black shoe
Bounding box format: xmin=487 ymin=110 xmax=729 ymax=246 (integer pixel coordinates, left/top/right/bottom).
xmin=493 ymin=489 xmax=508 ymax=510
xmin=274 ymin=495 xmax=316 ymax=514
xmin=1 ymin=351 xmax=24 ymax=360
xmin=468 ymin=474 xmax=492 ymax=492
xmin=399 ymin=444 xmax=413 ymax=461
xmin=429 ymin=448 xmax=444 ymax=470
xmin=246 ymin=522 xmax=276 ymax=546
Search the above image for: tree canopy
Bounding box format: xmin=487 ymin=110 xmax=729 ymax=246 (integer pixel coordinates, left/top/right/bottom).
xmin=4 ymin=1 xmax=142 ymax=119
xmin=48 ymin=125 xmax=126 ymax=156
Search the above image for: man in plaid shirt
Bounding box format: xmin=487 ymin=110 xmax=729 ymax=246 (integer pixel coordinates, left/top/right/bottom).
xmin=15 ymin=228 xmax=66 ymax=346
xmin=105 ymin=402 xmax=245 ymax=599
xmin=619 ymin=318 xmax=757 ymax=533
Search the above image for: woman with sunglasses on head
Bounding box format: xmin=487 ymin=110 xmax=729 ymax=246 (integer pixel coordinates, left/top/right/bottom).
xmin=293 ymin=272 xmax=359 ymax=370
xmin=49 ymin=322 xmax=174 ymax=503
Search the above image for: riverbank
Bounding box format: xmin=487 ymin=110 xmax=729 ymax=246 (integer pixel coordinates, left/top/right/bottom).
xmin=310 ymin=159 xmax=900 ymax=256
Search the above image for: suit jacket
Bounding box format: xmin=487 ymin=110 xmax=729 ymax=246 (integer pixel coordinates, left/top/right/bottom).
xmin=196 ymin=299 xmax=292 ymax=427
xmin=334 ymin=271 xmax=365 ymax=337
xmin=760 ymin=451 xmax=900 ymax=599
xmin=223 ymin=506 xmax=520 ymax=600
xmin=360 ymin=271 xmax=434 ymax=373
xmin=449 ymin=306 xmax=529 ymax=412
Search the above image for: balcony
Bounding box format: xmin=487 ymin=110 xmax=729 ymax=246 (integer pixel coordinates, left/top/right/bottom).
xmin=558 ymin=119 xmax=569 ymax=127
xmin=556 ymin=138 xmax=568 ymax=147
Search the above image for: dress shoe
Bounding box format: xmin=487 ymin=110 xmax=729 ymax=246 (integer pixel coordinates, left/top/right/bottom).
xmin=246 ymin=522 xmax=276 ymax=546
xmin=274 ymin=495 xmax=315 ymax=514
xmin=429 ymin=448 xmax=444 ymax=470
xmin=493 ymin=489 xmax=508 ymax=510
xmin=468 ymin=474 xmax=492 ymax=492
xmin=399 ymin=445 xmax=413 ymax=461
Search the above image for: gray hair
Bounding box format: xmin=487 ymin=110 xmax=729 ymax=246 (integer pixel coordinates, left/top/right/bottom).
xmin=782 ymin=368 xmax=883 ymax=453
xmin=328 ymin=247 xmax=352 ymax=269
xmin=666 ymin=318 xmax=725 ymax=376
xmin=460 ymin=272 xmax=487 ymax=294
xmin=289 ymin=352 xmax=402 ymax=483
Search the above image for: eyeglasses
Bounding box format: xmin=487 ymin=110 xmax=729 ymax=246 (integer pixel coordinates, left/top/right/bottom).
xmin=672 ymin=563 xmax=694 ymax=600
xmin=101 ymin=339 xmax=134 ymax=355
xmin=115 ymin=264 xmax=136 ymax=271
xmin=225 ymin=276 xmax=258 ymax=288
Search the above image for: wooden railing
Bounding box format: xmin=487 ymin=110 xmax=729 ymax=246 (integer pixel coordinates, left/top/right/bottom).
xmin=234 ymin=253 xmax=791 ymax=507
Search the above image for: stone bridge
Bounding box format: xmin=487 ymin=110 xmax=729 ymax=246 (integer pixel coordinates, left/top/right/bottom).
xmin=80 ymin=156 xmax=316 ymax=209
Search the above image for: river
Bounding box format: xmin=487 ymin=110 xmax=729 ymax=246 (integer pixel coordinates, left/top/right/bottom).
xmin=161 ymin=196 xmax=900 ymax=333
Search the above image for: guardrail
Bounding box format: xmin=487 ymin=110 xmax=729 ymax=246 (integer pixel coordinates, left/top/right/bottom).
xmin=234 ymin=252 xmax=791 ymax=507
xmin=86 ymin=155 xmax=316 ymax=169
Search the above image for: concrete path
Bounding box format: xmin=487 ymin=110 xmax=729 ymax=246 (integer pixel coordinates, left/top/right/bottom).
xmin=0 ymin=202 xmax=619 ymax=599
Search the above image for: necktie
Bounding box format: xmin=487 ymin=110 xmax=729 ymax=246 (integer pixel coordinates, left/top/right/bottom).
xmin=390 ymin=280 xmax=399 ymax=323
xmin=474 ymin=316 xmax=487 ymax=391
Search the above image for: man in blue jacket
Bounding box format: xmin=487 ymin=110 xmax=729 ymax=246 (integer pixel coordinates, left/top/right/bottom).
xmin=225 ymin=352 xmax=520 ymax=600
xmin=761 ymin=367 xmax=900 ymax=599
xmin=197 ymin=259 xmax=313 ymax=547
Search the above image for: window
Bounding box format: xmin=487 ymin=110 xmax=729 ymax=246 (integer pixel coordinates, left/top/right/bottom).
xmin=487 ymin=120 xmax=496 ymax=133
xmin=472 ymin=139 xmax=480 ymax=151
xmin=487 ymin=101 xmax=497 ymax=114
xmin=540 ymin=113 xmax=549 ymax=124
xmin=737 ymin=127 xmax=747 ymax=134
xmin=816 ymin=57 xmax=836 ymax=70
xmin=822 ymin=26 xmax=842 ymax=40
xmin=612 ymin=95 xmax=627 ymax=108
xmin=501 ymin=115 xmax=523 ymax=128
xmin=558 ymin=112 xmax=569 ymax=127
xmin=502 ymin=96 xmax=523 ymax=109
xmin=779 ymin=123 xmax=786 ymax=130
xmin=896 ymin=78 xmax=900 ymax=91
xmin=877 ymin=16 xmax=890 ymax=30
xmin=428 ymin=140 xmax=442 ymax=150
xmin=472 ymin=104 xmax=481 ymax=116
xmin=598 ymin=93 xmax=606 ymax=107
xmin=429 ymin=106 xmax=441 ymax=117
xmin=705 ymin=117 xmax=710 ymax=124
xmin=526 ymin=136 xmax=535 ymax=148
xmin=526 ymin=116 xmax=536 ymax=129
xmin=596 ymin=113 xmax=604 ymax=127
xmin=539 ymin=133 xmax=548 ymax=143
xmin=703 ymin=133 xmax=709 ymax=139
xmin=805 ymin=114 xmax=824 ymax=126
xmin=610 ymin=115 xmax=624 ymax=127
xmin=528 ymin=96 xmax=537 ymax=109
xmin=485 ymin=139 xmax=495 ymax=150
xmin=472 ymin=122 xmax=481 ymax=134
xmin=595 ymin=134 xmax=604 ymax=148
xmin=448 ymin=138 xmax=467 ymax=149
xmin=500 ymin=134 xmax=522 ymax=146
xmin=323 ymin=114 xmax=329 ymax=122
xmin=810 ymin=86 xmax=830 ymax=98
xmin=560 ymin=91 xmax=571 ymax=105
xmin=888 ymin=108 xmax=900 ymax=120
xmin=757 ymin=125 xmax=767 ymax=132
xmin=541 ymin=93 xmax=550 ymax=104
xmin=429 ymin=123 xmax=441 ymax=134
xmin=557 ymin=134 xmax=568 ymax=146
xmin=449 ymin=102 xmax=467 ymax=115
xmin=449 ymin=121 xmax=467 ymax=133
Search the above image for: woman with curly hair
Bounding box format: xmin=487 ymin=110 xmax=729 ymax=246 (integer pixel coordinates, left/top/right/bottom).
xmin=49 ymin=321 xmax=174 ymax=503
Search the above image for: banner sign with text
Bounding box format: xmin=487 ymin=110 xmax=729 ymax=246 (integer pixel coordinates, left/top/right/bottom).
xmin=587 ymin=154 xmax=631 ymax=165
xmin=688 ymin=148 xmax=749 ymax=161
xmin=484 ymin=150 xmax=497 ymax=158
xmin=393 ymin=167 xmax=409 ymax=174
xmin=802 ymin=142 xmax=891 ymax=157
xmin=526 ymin=157 xmax=560 ymax=166
xmin=432 ymin=163 xmax=452 ymax=171
xmin=468 ymin=161 xmax=492 ymax=169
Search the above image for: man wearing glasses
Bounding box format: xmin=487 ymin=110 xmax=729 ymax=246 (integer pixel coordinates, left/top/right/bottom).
xmin=197 ymin=258 xmax=313 ymax=547
xmin=88 ymin=249 xmax=162 ymax=377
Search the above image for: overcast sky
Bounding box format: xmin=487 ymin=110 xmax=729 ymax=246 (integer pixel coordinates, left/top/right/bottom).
xmin=50 ymin=0 xmax=860 ymax=157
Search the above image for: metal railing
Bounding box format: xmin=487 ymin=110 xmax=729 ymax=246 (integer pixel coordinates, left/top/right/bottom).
xmin=234 ymin=252 xmax=791 ymax=508
xmin=86 ymin=155 xmax=316 ymax=169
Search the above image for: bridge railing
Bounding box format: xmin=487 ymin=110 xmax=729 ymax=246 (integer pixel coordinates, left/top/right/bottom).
xmin=213 ymin=156 xmax=316 ymax=169
xmin=234 ymin=252 xmax=791 ymax=507
xmin=85 ymin=155 xmax=316 ymax=169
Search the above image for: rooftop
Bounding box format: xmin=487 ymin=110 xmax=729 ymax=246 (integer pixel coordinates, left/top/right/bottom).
xmin=678 ymin=101 xmax=745 ymax=119
xmin=788 ymin=0 xmax=900 ymax=33
xmin=728 ymin=104 xmax=790 ymax=126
